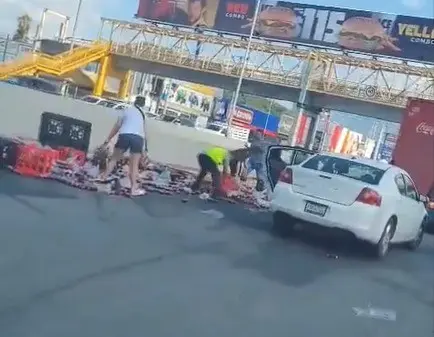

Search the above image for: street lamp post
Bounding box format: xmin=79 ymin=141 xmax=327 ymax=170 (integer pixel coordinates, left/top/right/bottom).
xmin=2 ymin=34 xmax=10 ymax=62
xmin=34 ymin=8 xmax=70 ymax=52
xmin=229 ymin=0 xmax=262 ymax=128
xmin=263 ymin=98 xmax=273 ymax=136
xmin=70 ymin=0 xmax=83 ymax=50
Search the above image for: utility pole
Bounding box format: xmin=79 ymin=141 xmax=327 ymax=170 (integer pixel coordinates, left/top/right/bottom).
xmin=1 ymin=34 xmax=9 ymax=62
xmin=229 ymin=0 xmax=261 ymax=128
xmin=70 ymin=0 xmax=83 ymax=50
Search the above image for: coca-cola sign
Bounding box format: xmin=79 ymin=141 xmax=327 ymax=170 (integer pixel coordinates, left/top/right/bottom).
xmin=231 ymin=107 xmax=253 ymax=124
xmin=416 ymin=122 xmax=434 ymax=136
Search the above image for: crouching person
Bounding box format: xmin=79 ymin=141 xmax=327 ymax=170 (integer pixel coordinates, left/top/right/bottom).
xmin=191 ymin=146 xmax=250 ymax=198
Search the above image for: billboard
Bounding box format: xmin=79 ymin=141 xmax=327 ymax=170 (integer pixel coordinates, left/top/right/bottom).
xmin=163 ymin=81 xmax=214 ymax=115
xmin=277 ymin=114 xmax=294 ymax=136
xmin=294 ymin=114 xmax=311 ymax=146
xmin=231 ymin=105 xmax=254 ymax=125
xmin=211 ymin=99 xmax=279 ymax=132
xmin=137 ymin=0 xmax=434 ymax=62
xmin=212 ymin=98 xmax=229 ymax=121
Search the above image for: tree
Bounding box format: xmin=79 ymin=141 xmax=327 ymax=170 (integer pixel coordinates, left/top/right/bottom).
xmin=13 ymin=14 xmax=32 ymax=41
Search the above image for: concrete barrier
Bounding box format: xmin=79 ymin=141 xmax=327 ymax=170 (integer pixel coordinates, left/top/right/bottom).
xmin=0 ymin=82 xmax=244 ymax=168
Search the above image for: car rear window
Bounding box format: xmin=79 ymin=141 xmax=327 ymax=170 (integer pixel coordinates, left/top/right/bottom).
xmin=302 ymin=155 xmax=385 ymax=185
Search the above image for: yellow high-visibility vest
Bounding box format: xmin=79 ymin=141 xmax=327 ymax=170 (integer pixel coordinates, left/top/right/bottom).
xmin=205 ymin=147 xmax=228 ymax=166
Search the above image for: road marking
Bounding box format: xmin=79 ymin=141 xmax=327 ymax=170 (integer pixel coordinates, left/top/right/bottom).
xmin=200 ymin=209 xmax=224 ymax=219
xmin=352 ymin=306 xmax=396 ymax=321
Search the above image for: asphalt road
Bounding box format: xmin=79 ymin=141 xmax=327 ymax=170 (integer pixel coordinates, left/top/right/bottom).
xmin=0 ymin=172 xmax=433 ymax=337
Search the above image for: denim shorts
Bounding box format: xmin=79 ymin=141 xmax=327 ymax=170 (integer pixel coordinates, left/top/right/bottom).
xmin=115 ymin=133 xmax=144 ymax=154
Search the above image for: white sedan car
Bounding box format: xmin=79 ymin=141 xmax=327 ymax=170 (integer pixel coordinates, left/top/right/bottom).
xmin=270 ymin=153 xmax=427 ymax=258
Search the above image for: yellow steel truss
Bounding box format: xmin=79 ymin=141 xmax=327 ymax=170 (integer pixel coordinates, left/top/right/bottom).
xmin=100 ymin=18 xmax=434 ymax=108
xmin=0 ymin=42 xmax=109 ymax=81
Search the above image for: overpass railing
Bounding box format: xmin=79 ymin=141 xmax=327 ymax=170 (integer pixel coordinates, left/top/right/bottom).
xmin=98 ymin=18 xmax=434 ymax=108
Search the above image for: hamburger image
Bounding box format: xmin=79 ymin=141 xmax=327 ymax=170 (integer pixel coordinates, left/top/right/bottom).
xmin=242 ymin=7 xmax=298 ymax=38
xmin=338 ymin=16 xmax=401 ymax=52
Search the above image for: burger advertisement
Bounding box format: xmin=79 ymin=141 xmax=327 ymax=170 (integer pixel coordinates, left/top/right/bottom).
xmin=137 ymin=0 xmax=433 ymax=63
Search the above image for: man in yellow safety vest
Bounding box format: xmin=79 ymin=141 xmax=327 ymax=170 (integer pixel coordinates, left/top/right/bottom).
xmin=191 ymin=146 xmax=251 ymax=197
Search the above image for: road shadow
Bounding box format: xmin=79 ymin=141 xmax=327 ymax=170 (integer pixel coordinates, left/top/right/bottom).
xmin=131 ymin=193 xmax=206 ymax=219
xmin=168 ymin=195 xmax=434 ymax=290
xmin=188 ymin=197 xmax=373 ymax=259
xmin=0 ymin=171 xmax=78 ymax=200
xmin=0 ymin=171 xmax=78 ymax=215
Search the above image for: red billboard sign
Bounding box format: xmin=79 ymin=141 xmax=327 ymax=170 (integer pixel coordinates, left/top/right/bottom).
xmin=231 ymin=106 xmax=253 ymax=125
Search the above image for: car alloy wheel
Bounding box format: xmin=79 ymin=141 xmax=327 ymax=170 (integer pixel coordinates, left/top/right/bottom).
xmin=377 ymin=222 xmax=393 ymax=258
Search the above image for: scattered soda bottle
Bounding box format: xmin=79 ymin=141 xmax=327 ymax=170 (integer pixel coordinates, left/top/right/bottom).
xmin=155 ymin=167 xmax=171 ymax=186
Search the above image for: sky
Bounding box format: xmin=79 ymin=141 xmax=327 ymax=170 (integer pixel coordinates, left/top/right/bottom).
xmin=0 ymin=0 xmax=432 ymax=137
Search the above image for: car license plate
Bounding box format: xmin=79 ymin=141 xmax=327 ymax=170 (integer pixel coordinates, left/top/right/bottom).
xmin=304 ymin=201 xmax=327 ymax=217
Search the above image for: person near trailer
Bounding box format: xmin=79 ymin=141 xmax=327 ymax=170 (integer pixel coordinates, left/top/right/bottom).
xmin=191 ymin=146 xmax=251 ymax=197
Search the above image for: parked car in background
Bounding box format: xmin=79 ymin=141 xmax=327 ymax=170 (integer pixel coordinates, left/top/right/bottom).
xmin=178 ymin=116 xmax=196 ymax=128
xmin=159 ymin=115 xmax=179 ymax=123
xmin=144 ymin=111 xmax=158 ymax=119
xmin=81 ymin=95 xmax=106 ymax=105
xmin=80 ymin=95 xmax=131 ymax=110
xmin=270 ymin=153 xmax=427 ymax=259
xmin=98 ymin=99 xmax=130 ymax=110
xmin=6 ymin=76 xmax=61 ymax=94
xmin=114 ymin=103 xmax=130 ymax=110
xmin=158 ymin=112 xmax=195 ymax=125
xmin=201 ymin=122 xmax=227 ymax=136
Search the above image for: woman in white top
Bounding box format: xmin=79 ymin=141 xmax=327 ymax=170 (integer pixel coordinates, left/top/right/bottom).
xmin=100 ymin=96 xmax=147 ymax=196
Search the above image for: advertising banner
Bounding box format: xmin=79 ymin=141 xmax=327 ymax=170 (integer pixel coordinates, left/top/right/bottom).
xmin=294 ymin=114 xmax=311 ymax=146
xmin=137 ymin=0 xmax=433 ymax=62
xmin=136 ymin=0 xmax=253 ymax=30
xmin=164 ymin=82 xmax=214 ymax=115
xmin=230 ymin=105 xmax=254 ymax=127
xmin=328 ymin=124 xmax=343 ymax=152
xmin=311 ymin=130 xmax=324 ymax=152
xmin=277 ymin=114 xmax=295 ymax=136
xmin=378 ymin=143 xmax=394 ymax=161
xmin=334 ymin=127 xmax=348 ymax=153
xmin=212 ymin=98 xmax=229 ymax=122
xmin=211 ymin=101 xmax=279 ymax=133
xmin=364 ymin=138 xmax=376 ymax=158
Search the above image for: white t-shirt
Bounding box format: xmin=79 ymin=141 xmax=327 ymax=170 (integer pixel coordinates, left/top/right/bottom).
xmin=118 ymin=106 xmax=145 ymax=138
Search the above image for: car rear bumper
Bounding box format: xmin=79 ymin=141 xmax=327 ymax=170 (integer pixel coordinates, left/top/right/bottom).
xmin=271 ymin=185 xmax=385 ymax=244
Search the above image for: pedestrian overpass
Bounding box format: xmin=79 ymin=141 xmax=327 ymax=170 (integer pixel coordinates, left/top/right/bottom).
xmin=1 ymin=17 xmax=433 ymax=123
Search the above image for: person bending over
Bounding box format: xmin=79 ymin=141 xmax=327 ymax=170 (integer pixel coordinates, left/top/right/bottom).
xmin=191 ymin=146 xmax=250 ymax=198
xmin=100 ymin=96 xmax=148 ymax=196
